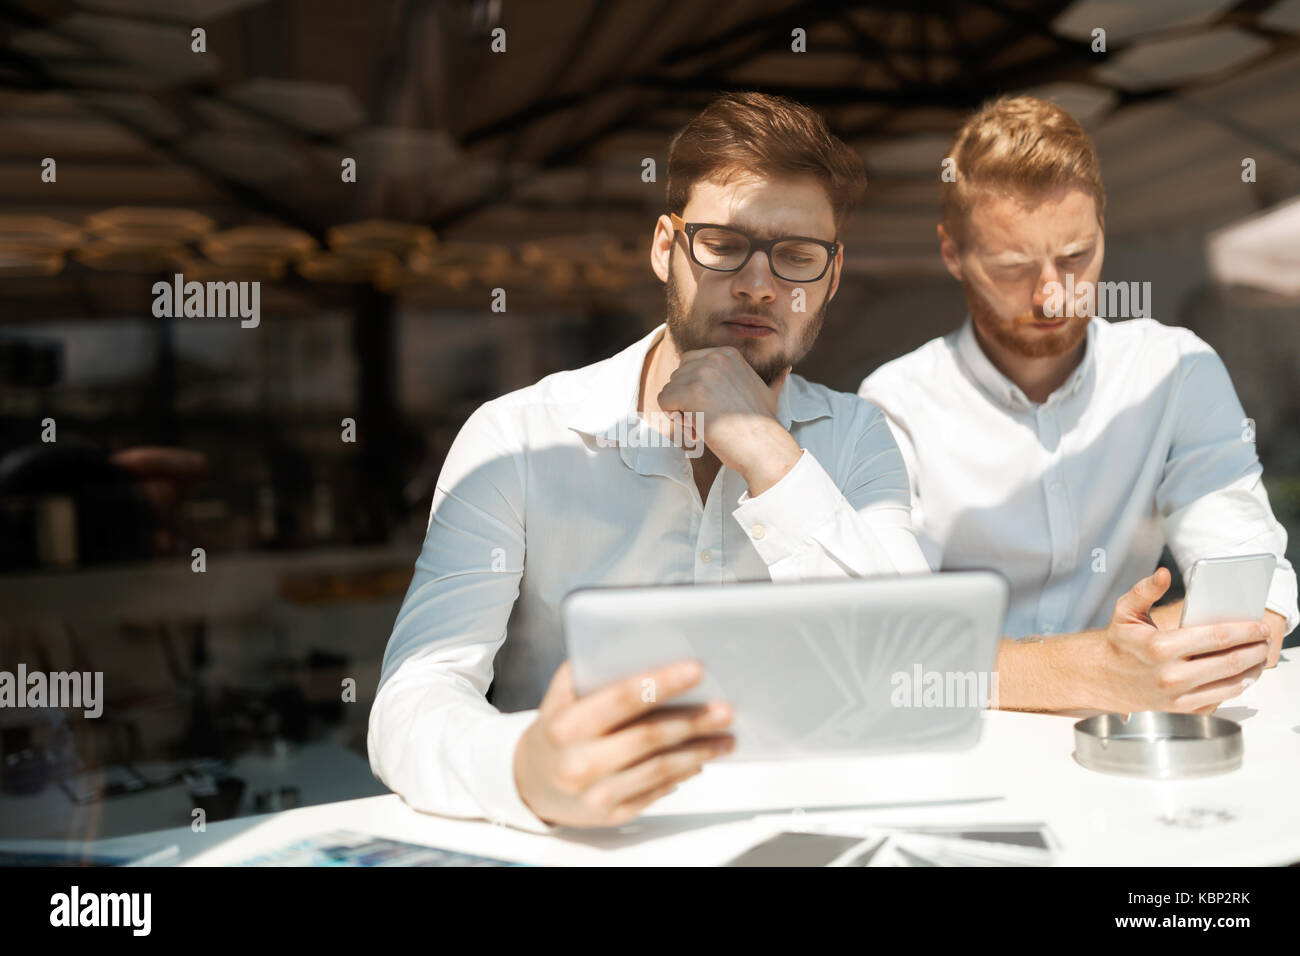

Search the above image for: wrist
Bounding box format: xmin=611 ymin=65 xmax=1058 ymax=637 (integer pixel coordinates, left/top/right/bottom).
xmin=1076 ymin=628 xmax=1121 ymax=712
xmin=511 ymin=727 xmax=546 ymax=822
xmin=735 ymin=427 xmax=802 ymax=496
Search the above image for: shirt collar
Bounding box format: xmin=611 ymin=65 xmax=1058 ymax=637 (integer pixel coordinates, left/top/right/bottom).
xmin=955 ymin=315 xmax=1098 ymax=410
xmin=565 ymin=322 xmax=831 ymax=445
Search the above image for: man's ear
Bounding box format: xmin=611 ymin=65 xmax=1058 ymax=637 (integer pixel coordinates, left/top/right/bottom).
xmin=937 ymin=223 xmax=964 ymax=282
xmin=650 ymin=214 xmax=674 ymax=283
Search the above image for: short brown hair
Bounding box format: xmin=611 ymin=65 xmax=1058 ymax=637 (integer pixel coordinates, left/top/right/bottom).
xmin=941 ymin=95 xmax=1105 ymax=245
xmin=666 ymin=92 xmax=867 ymax=233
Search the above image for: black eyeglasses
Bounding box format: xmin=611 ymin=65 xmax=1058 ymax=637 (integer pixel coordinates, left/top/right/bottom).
xmin=670 ymin=212 xmax=838 ymax=283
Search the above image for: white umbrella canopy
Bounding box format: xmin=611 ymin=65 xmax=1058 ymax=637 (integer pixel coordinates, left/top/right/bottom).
xmin=1207 ymin=195 xmax=1300 ymax=297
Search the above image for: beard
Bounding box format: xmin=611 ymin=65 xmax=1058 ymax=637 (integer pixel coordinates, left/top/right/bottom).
xmin=965 ymin=280 xmax=1089 ymax=359
xmin=664 ymin=259 xmax=826 ymax=385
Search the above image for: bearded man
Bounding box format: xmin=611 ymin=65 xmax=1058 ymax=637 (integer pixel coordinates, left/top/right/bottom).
xmin=370 ymin=92 xmax=929 ymax=831
xmin=858 ymin=95 xmax=1297 ymax=715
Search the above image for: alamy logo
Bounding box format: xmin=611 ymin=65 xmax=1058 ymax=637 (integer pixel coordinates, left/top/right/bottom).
xmin=0 ymin=665 xmax=102 ymax=718
xmin=1042 ymin=274 xmax=1151 ymax=319
xmin=152 ymin=273 xmax=260 ymax=328
xmin=595 ymin=411 xmax=705 ymax=458
xmin=890 ymin=664 xmax=998 ymax=709
xmin=50 ymin=886 xmax=151 ymax=936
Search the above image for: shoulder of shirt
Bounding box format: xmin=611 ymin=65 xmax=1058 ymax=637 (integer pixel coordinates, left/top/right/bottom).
xmin=856 ymin=331 xmax=956 ymax=409
xmin=1097 ymin=317 xmax=1219 ymax=364
xmin=457 ymin=333 xmax=648 ymax=440
xmin=784 ymin=372 xmax=883 ymax=428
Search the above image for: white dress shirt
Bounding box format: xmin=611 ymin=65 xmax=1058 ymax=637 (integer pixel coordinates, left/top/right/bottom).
xmin=369 ymin=323 xmax=930 ymax=832
xmin=858 ymin=316 xmax=1298 ymax=641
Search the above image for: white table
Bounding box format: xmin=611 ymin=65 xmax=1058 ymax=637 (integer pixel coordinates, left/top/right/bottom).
xmin=22 ymin=655 xmax=1300 ymax=866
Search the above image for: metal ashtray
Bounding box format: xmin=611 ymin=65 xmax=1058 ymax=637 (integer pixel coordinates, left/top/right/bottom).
xmin=1073 ymin=712 xmax=1243 ymax=778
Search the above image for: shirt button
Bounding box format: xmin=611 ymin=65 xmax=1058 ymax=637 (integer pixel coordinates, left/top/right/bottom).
xmin=1049 ymin=482 xmax=1063 ymax=494
xmin=750 ymin=523 xmax=766 ymax=540
xmin=700 ymin=549 xmax=713 ymax=563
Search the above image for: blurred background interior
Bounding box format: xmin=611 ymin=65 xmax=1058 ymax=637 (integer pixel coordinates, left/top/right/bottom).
xmin=1 ymin=0 xmax=1298 ymax=843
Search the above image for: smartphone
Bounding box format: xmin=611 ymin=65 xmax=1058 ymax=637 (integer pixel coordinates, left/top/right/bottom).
xmin=1179 ymin=553 xmax=1277 ymax=628
xmin=724 ymin=832 xmax=866 ymax=867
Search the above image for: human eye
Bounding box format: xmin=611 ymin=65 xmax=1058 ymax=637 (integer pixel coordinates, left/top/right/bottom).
xmin=704 ymin=238 xmax=744 ymax=254
xmin=775 ymin=242 xmax=821 ymax=266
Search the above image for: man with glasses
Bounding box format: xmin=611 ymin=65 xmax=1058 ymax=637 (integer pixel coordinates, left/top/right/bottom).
xmin=369 ymin=92 xmax=930 ymax=831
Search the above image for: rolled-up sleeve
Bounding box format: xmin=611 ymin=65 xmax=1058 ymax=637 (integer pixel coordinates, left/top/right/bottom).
xmin=367 ymin=401 xmax=556 ymax=833
xmin=858 ymin=374 xmax=943 ymax=572
xmin=1157 ymin=344 xmax=1299 ymax=636
xmin=731 ymin=403 xmax=930 ymax=581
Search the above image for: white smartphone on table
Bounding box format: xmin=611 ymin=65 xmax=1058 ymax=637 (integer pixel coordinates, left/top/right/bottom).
xmin=1179 ymin=553 xmax=1277 ymax=628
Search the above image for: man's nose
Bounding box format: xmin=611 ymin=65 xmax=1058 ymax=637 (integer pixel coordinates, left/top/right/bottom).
xmin=731 ymin=248 xmax=778 ymax=301
xmin=1032 ymin=261 xmax=1062 ymax=309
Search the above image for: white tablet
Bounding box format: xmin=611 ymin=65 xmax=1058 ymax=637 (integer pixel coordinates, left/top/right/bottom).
xmin=561 ymin=571 xmax=1008 ymax=760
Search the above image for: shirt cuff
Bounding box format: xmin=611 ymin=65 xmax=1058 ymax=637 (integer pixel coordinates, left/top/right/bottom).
xmin=732 ymin=449 xmax=840 ymax=566
xmin=469 ymin=708 xmax=558 ymax=835
xmin=1265 ymin=565 xmax=1299 ymax=637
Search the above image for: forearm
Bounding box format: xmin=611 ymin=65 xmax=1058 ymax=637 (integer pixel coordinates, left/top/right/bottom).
xmin=368 ymin=656 xmax=553 ymax=833
xmin=994 ymin=631 xmax=1113 ymax=712
xmin=994 ymin=606 xmax=1286 ymax=711
xmin=734 ymin=427 xmax=803 ymax=498
xmin=733 ymin=449 xmax=928 ymax=579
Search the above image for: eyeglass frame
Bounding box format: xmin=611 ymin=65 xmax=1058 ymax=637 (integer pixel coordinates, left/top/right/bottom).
xmin=669 ymin=212 xmax=840 ymax=283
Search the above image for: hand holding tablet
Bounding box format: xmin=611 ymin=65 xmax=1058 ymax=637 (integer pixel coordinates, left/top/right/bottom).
xmin=563 ymin=573 xmax=1008 ymax=761
xmin=512 ymin=659 xmax=734 ymax=828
